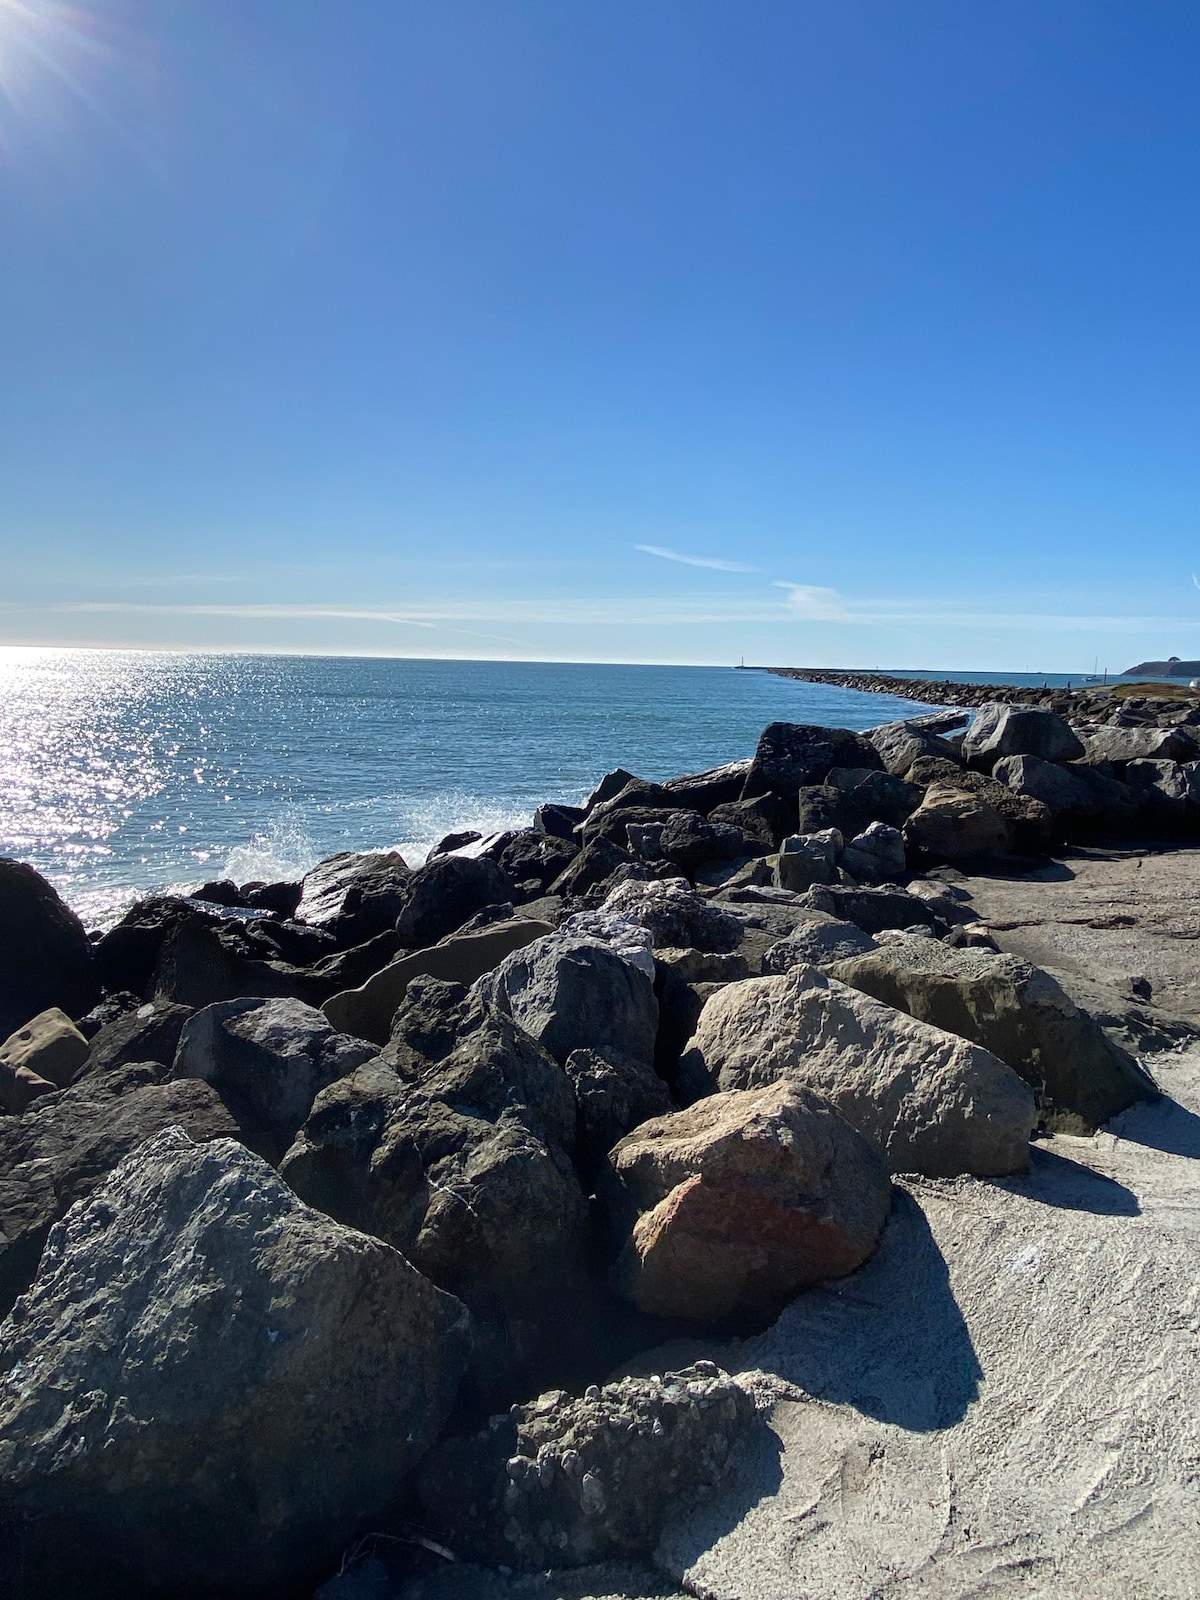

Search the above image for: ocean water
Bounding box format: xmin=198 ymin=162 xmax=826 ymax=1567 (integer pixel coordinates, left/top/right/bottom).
xmin=0 ymin=650 xmax=942 ymax=929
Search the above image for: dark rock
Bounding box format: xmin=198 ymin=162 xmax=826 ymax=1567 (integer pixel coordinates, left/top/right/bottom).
xmin=394 ymin=855 xmax=513 ymax=950
xmin=0 ymin=1128 xmax=467 ymax=1600
xmin=795 ymin=784 xmax=851 ymax=837
xmin=172 ymin=996 xmax=375 ymax=1161
xmin=498 ymin=830 xmax=579 ymax=898
xmin=309 ymin=928 xmax=402 ymax=991
xmin=661 ymin=759 xmax=753 ymax=814
xmin=0 ymin=858 xmax=98 ymax=1039
xmin=296 ymin=851 xmax=413 ymax=943
xmin=240 ymin=879 xmax=303 ymax=917
xmin=191 ymin=879 xmax=246 ymax=909
xmin=549 ymin=836 xmax=640 ymax=898
xmin=797 ymin=883 xmax=943 ymax=936
xmin=583 ymin=768 xmax=640 ymax=812
xmin=418 ymin=1363 xmax=756 ymax=1570
xmin=0 ymin=1060 xmax=242 ymax=1318
xmin=709 ymin=792 xmax=795 ymax=850
xmin=74 ymin=991 xmax=143 ymax=1040
xmin=826 ymin=769 xmax=925 ymax=831
xmin=95 ymin=895 xmax=221 ymax=998
xmin=565 ymin=1047 xmax=675 ymax=1175
xmin=75 ymin=1000 xmax=194 ymax=1082
xmin=150 ymin=917 xmax=336 ymax=1010
xmin=535 ymin=802 xmax=587 ymax=840
xmin=427 ymin=830 xmax=483 ymax=860
xmin=658 ymin=811 xmax=755 ymax=869
xmin=742 ymin=723 xmax=882 ymax=799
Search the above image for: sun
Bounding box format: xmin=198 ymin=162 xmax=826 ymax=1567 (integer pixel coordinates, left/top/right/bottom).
xmin=0 ymin=0 xmax=112 ymax=128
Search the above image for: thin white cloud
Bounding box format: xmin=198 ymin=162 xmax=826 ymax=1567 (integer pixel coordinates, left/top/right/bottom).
xmin=635 ymin=544 xmax=761 ymax=574
xmin=773 ymin=582 xmax=851 ymax=622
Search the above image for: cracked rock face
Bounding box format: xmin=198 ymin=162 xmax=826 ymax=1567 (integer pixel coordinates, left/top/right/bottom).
xmin=418 ymin=1362 xmax=756 ymax=1570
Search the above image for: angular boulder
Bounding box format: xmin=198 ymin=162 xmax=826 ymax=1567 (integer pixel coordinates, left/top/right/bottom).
xmin=594 ymin=878 xmax=743 ymax=954
xmin=866 ymin=718 xmax=965 ymax=777
xmin=565 ymin=1046 xmax=675 ymax=1174
xmin=75 ymin=999 xmax=194 ymax=1082
xmin=172 ymin=997 xmax=375 ymax=1160
xmin=991 ymin=754 xmax=1140 ymax=827
xmin=0 ymin=1008 xmax=89 ymax=1096
xmin=679 ymin=965 xmax=1035 ymax=1176
xmin=419 ymin=1363 xmax=756 ymax=1570
xmin=394 ymin=853 xmax=512 ymax=949
xmin=829 ymin=936 xmax=1157 ymax=1130
xmin=840 ymin=820 xmax=907 ymax=883
xmin=0 ymin=1129 xmax=467 ymax=1599
xmin=478 ymin=929 xmax=659 ymax=1071
xmin=657 ymin=811 xmax=752 ymax=869
xmin=607 ymin=1082 xmax=891 ymax=1321
xmin=0 ymin=859 xmax=97 ymax=1040
xmin=295 ymin=849 xmax=412 ymax=942
xmin=743 ymin=722 xmax=882 ymax=798
xmin=762 ymin=916 xmax=877 ymax=972
xmin=904 ymin=785 xmax=1014 ymax=859
xmin=321 ymin=917 xmax=553 ymax=1045
xmin=962 ymin=702 xmax=1085 ymax=767
xmin=0 ymin=1059 xmax=242 ymax=1317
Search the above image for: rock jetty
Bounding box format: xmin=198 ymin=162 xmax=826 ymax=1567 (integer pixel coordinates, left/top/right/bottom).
xmin=1 ymin=697 xmax=1198 ymax=1598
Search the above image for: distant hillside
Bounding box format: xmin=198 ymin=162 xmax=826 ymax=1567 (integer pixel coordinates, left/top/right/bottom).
xmin=1123 ymin=657 xmax=1200 ymax=677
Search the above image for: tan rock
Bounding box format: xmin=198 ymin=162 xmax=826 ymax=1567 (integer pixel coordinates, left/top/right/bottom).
xmin=679 ymin=965 xmax=1035 ymax=1177
xmin=0 ymin=1007 xmax=89 ymax=1112
xmin=904 ymin=784 xmax=1014 ymax=859
xmin=609 ymin=1081 xmax=891 ymax=1321
xmin=322 ymin=918 xmax=553 ymax=1044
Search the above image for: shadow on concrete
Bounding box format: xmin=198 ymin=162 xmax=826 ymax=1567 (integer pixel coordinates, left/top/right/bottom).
xmin=741 ymin=1189 xmax=982 ymax=1433
xmin=1106 ymin=1095 xmax=1200 ymax=1160
xmin=995 ymin=1144 xmax=1140 ymax=1216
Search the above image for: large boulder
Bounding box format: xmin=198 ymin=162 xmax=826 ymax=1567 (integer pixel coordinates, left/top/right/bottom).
xmin=593 ymin=878 xmax=743 ymax=954
xmin=565 ymin=1046 xmax=675 ymax=1175
xmin=0 ymin=1060 xmax=242 ymax=1318
xmin=657 ymin=811 xmax=753 ymax=870
xmin=0 ymin=1008 xmax=88 ymax=1096
xmin=607 ymin=1082 xmax=891 ymax=1322
xmin=1080 ymin=724 xmax=1199 ymax=765
xmin=477 ymin=928 xmax=658 ymax=1071
xmin=866 ymin=718 xmax=965 ymax=777
xmin=0 ymin=1128 xmax=467 ymax=1599
xmin=294 ymin=850 xmax=413 ymax=943
xmin=74 ymin=1000 xmax=193 ymax=1082
xmin=962 ymin=702 xmax=1085 ymax=767
xmin=829 ymin=937 xmax=1157 ymax=1131
xmin=841 ymin=821 xmax=907 ymax=883
xmin=95 ymin=895 xmax=230 ymax=997
xmin=172 ymin=997 xmax=375 ymax=1161
xmin=394 ymin=854 xmax=512 ymax=949
xmin=905 ymin=761 xmax=1055 ymax=852
xmin=662 ymin=759 xmax=753 ymax=813
xmin=149 ymin=917 xmax=337 ymax=1010
xmin=743 ymin=723 xmax=882 ymax=798
xmin=797 ymin=883 xmax=943 ymax=935
xmin=679 ymin=965 xmax=1035 ymax=1177
xmin=0 ymin=859 xmax=97 ymax=1039
xmin=497 ymin=831 xmax=579 ymax=897
xmin=321 ymin=917 xmax=553 ymax=1045
xmin=762 ymin=917 xmax=877 ymax=973
xmin=991 ymin=754 xmax=1140 ymax=827
xmin=419 ymin=1363 xmax=756 ymax=1570
xmin=904 ymin=785 xmax=1014 ymax=860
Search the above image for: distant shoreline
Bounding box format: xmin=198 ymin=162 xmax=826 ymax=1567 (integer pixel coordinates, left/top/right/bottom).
xmin=759 ymin=665 xmax=1199 ymax=716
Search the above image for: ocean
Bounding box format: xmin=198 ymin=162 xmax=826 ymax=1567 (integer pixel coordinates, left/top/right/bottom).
xmin=0 ymin=650 xmax=954 ymax=929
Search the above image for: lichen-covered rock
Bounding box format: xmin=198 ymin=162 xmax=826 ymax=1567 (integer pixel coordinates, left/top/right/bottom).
xmin=680 ymin=965 xmax=1035 ymax=1177
xmin=0 ymin=1129 xmax=468 ymax=1600
xmin=762 ymin=917 xmax=877 ymax=972
xmin=418 ymin=1363 xmax=756 ymax=1569
xmin=607 ymin=1082 xmax=891 ymax=1321
xmin=828 ymin=936 xmax=1157 ymax=1131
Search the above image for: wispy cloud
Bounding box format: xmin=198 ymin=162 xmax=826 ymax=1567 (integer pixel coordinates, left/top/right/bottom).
xmin=773 ymin=582 xmax=851 ymax=621
xmin=634 ymin=544 xmax=761 ymax=574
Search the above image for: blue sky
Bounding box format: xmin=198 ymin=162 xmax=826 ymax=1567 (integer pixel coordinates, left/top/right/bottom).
xmin=2 ymin=0 xmax=1199 ymax=669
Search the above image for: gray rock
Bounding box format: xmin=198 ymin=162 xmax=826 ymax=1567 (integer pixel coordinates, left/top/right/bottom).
xmin=478 ymin=930 xmax=659 ymax=1071
xmin=550 ymin=836 xmax=642 ymax=898
xmin=828 ymin=936 xmax=1157 ymax=1131
xmin=0 ymin=1128 xmax=467 ymax=1599
xmin=680 ymin=965 xmax=1035 ymax=1177
xmin=295 ymin=850 xmax=413 ymax=941
xmin=657 ymin=812 xmax=752 ymax=869
xmin=0 ymin=1059 xmax=242 ymax=1318
xmin=74 ymin=999 xmax=194 ymax=1081
xmin=1123 ymin=758 xmax=1190 ymax=820
xmin=592 ymin=879 xmax=743 ymax=954
xmin=0 ymin=858 xmax=98 ymax=1041
xmin=172 ymin=997 xmax=375 ymax=1160
xmin=418 ymin=1363 xmax=756 ymax=1569
xmin=866 ymin=719 xmax=964 ymax=777
xmin=992 ymin=754 xmax=1140 ymax=825
xmin=774 ymin=829 xmax=842 ymax=892
xmin=963 ymin=703 xmax=1085 ymax=766
xmin=1080 ymin=724 xmax=1199 ymax=765
xmin=797 ymin=883 xmax=942 ymax=935
xmin=762 ymin=917 xmax=877 ymax=972
xmin=395 ymin=854 xmax=513 ymax=949
xmin=662 ymin=759 xmax=753 ymax=813
xmin=840 ymin=821 xmax=907 ymax=883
